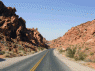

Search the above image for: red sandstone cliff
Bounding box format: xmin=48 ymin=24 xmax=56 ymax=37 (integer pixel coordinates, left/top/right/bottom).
xmin=49 ymin=20 xmax=95 ymax=62
xmin=0 ymin=1 xmax=48 ymax=58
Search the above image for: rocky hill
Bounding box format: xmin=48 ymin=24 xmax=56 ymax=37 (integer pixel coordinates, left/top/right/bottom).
xmin=49 ymin=19 xmax=95 ymax=62
xmin=0 ymin=1 xmax=49 ymax=58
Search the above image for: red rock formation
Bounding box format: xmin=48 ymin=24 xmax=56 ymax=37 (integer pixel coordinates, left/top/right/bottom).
xmin=0 ymin=1 xmax=49 ymax=58
xmin=49 ymin=20 xmax=95 ymax=48
xmin=49 ymin=19 xmax=95 ymax=62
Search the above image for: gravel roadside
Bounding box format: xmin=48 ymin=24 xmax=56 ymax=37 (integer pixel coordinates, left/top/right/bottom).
xmin=0 ymin=49 xmax=47 ymax=69
xmin=53 ymin=49 xmax=95 ymax=71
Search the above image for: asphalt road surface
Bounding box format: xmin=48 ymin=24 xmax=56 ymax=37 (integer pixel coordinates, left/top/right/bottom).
xmin=0 ymin=49 xmax=72 ymax=71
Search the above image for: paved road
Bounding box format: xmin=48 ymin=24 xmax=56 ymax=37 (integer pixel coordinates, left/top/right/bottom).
xmin=0 ymin=49 xmax=72 ymax=71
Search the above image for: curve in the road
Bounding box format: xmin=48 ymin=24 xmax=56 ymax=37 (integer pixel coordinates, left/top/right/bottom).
xmin=30 ymin=51 xmax=49 ymax=71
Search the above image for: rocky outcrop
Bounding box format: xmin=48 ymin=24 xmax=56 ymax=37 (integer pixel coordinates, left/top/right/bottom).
xmin=49 ymin=19 xmax=95 ymax=62
xmin=0 ymin=1 xmax=49 ymax=58
xmin=49 ymin=20 xmax=95 ymax=48
xmin=0 ymin=1 xmax=26 ymax=41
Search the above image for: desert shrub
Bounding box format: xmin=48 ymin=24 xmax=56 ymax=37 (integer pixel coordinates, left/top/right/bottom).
xmin=23 ymin=51 xmax=26 ymax=54
xmin=5 ymin=47 xmax=9 ymax=49
xmin=18 ymin=50 xmax=26 ymax=54
xmin=27 ymin=48 xmax=31 ymax=52
xmin=0 ymin=51 xmax=5 ymax=55
xmin=23 ymin=54 xmax=27 ymax=56
xmin=59 ymin=49 xmax=65 ymax=53
xmin=12 ymin=53 xmax=16 ymax=57
xmin=41 ymin=47 xmax=44 ymax=50
xmin=5 ymin=54 xmax=10 ymax=57
xmin=74 ymin=52 xmax=87 ymax=61
xmin=19 ymin=53 xmax=23 ymax=56
xmin=5 ymin=51 xmax=9 ymax=54
xmin=38 ymin=47 xmax=41 ymax=51
xmin=59 ymin=46 xmax=62 ymax=47
xmin=90 ymin=52 xmax=94 ymax=56
xmin=18 ymin=47 xmax=23 ymax=50
xmin=85 ymin=47 xmax=89 ymax=50
xmin=85 ymin=59 xmax=93 ymax=62
xmin=65 ymin=47 xmax=76 ymax=58
xmin=38 ymin=47 xmax=45 ymax=51
xmin=31 ymin=51 xmax=35 ymax=54
xmin=9 ymin=51 xmax=14 ymax=54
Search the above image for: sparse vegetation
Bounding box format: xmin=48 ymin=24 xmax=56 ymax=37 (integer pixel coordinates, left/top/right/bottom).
xmin=19 ymin=53 xmax=23 ymax=56
xmin=59 ymin=46 xmax=62 ymax=47
xmin=85 ymin=47 xmax=89 ymax=50
xmin=38 ymin=47 xmax=41 ymax=51
xmin=5 ymin=54 xmax=10 ymax=57
xmin=83 ymin=35 xmax=85 ymax=37
xmin=37 ymin=47 xmax=45 ymax=51
xmin=65 ymin=47 xmax=76 ymax=58
xmin=26 ymin=48 xmax=31 ymax=52
xmin=90 ymin=52 xmax=94 ymax=56
xmin=18 ymin=50 xmax=26 ymax=54
xmin=74 ymin=51 xmax=87 ymax=61
xmin=85 ymin=59 xmax=93 ymax=62
xmin=18 ymin=47 xmax=24 ymax=50
xmin=65 ymin=46 xmax=87 ymax=61
xmin=59 ymin=49 xmax=65 ymax=53
xmin=5 ymin=47 xmax=9 ymax=49
xmin=0 ymin=51 xmax=5 ymax=55
xmin=41 ymin=47 xmax=44 ymax=50
xmin=12 ymin=53 xmax=16 ymax=57
xmin=31 ymin=51 xmax=35 ymax=54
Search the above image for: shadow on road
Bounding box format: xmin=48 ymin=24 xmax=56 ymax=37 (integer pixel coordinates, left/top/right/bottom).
xmin=0 ymin=58 xmax=6 ymax=62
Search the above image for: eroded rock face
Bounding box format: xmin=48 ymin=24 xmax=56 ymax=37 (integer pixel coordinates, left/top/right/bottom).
xmin=0 ymin=1 xmax=26 ymax=41
xmin=26 ymin=28 xmax=48 ymax=48
xmin=49 ymin=19 xmax=95 ymax=49
xmin=0 ymin=1 xmax=48 ymax=53
xmin=49 ymin=19 xmax=95 ymax=61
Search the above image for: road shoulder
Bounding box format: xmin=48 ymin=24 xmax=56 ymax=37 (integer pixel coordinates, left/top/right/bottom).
xmin=0 ymin=49 xmax=47 ymax=69
xmin=53 ymin=49 xmax=95 ymax=71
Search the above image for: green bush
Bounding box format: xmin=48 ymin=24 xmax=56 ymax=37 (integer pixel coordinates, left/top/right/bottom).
xmin=0 ymin=51 xmax=5 ymax=55
xmin=90 ymin=52 xmax=94 ymax=56
xmin=5 ymin=47 xmax=9 ymax=49
xmin=38 ymin=47 xmax=44 ymax=51
xmin=38 ymin=47 xmax=41 ymax=51
xmin=27 ymin=48 xmax=31 ymax=52
xmin=5 ymin=54 xmax=10 ymax=57
xmin=31 ymin=51 xmax=35 ymax=54
xmin=59 ymin=49 xmax=65 ymax=53
xmin=18 ymin=50 xmax=26 ymax=54
xmin=18 ymin=47 xmax=23 ymax=50
xmin=85 ymin=47 xmax=89 ymax=50
xmin=12 ymin=53 xmax=17 ymax=57
xmin=65 ymin=47 xmax=76 ymax=58
xmin=41 ymin=47 xmax=44 ymax=50
xmin=74 ymin=52 xmax=87 ymax=61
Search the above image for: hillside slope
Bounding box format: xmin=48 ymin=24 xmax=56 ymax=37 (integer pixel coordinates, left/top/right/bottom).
xmin=49 ymin=19 xmax=95 ymax=62
xmin=0 ymin=1 xmax=49 ymax=58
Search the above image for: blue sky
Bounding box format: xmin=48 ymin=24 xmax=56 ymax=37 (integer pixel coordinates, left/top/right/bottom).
xmin=1 ymin=0 xmax=95 ymax=41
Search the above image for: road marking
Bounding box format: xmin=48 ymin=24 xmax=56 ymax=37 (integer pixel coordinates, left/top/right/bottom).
xmin=30 ymin=51 xmax=49 ymax=71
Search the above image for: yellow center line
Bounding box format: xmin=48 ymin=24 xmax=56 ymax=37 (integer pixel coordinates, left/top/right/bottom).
xmin=30 ymin=51 xmax=49 ymax=71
